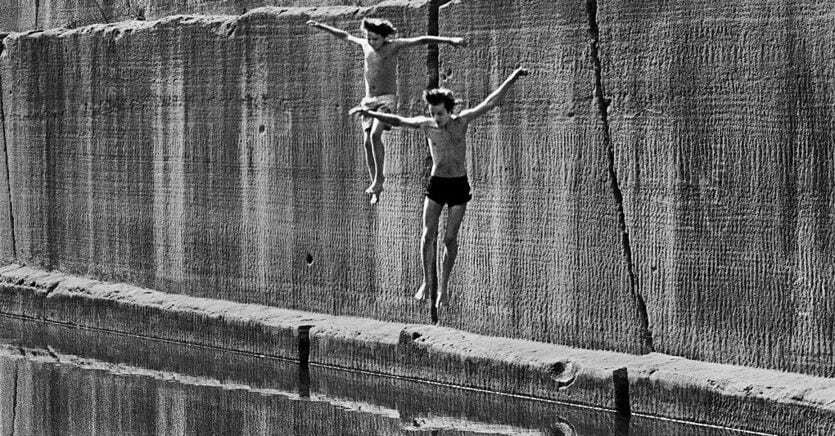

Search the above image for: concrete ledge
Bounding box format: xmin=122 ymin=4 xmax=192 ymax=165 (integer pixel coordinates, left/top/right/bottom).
xmin=0 ymin=264 xmax=832 ymax=435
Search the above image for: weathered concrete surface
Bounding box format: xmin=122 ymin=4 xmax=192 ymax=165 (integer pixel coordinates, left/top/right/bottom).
xmin=595 ymin=0 xmax=835 ymax=376
xmin=0 ymin=336 xmax=742 ymax=435
xmin=0 ymin=0 xmax=35 ymax=31
xmin=0 ymin=264 xmax=832 ymax=435
xmin=0 ymin=0 xmax=408 ymax=32
xmin=0 ymin=264 xmax=326 ymax=356
xmin=1 ymin=3 xmax=430 ymax=323
xmin=145 ymin=0 xmax=406 ymax=23
xmin=438 ymin=0 xmax=648 ymax=354
xmin=2 ymin=0 xmax=834 ymax=380
xmin=0 ymin=41 xmax=13 ymax=264
xmin=439 ymin=0 xmax=835 ymax=375
xmin=0 ymin=0 xmax=137 ymax=32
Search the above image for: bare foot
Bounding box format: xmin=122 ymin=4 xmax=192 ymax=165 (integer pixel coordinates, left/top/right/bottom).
xmin=369 ymin=192 xmax=381 ymax=205
xmin=414 ymin=283 xmax=428 ymax=301
xmin=435 ymin=290 xmax=449 ymax=308
xmin=435 ymin=282 xmax=451 ymax=308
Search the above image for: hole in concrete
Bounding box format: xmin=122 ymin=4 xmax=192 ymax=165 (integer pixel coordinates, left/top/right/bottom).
xmin=549 ymin=420 xmax=577 ymax=436
xmin=258 ymin=125 xmax=265 ymax=134
xmin=549 ymin=362 xmax=565 ymax=376
xmin=305 ymin=253 xmax=314 ymax=266
xmin=411 ymin=332 xmax=422 ymax=341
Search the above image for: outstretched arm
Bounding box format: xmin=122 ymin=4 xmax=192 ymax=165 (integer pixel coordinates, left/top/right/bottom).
xmin=459 ymin=67 xmax=529 ymax=122
xmin=348 ymin=107 xmax=428 ymax=129
xmin=306 ymin=20 xmax=363 ymax=45
xmin=392 ymin=35 xmax=466 ymax=49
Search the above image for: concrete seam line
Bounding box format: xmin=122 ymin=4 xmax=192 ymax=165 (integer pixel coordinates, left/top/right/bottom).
xmin=584 ymin=0 xmax=653 ymax=353
xmin=10 ymin=357 xmax=18 ymax=436
xmin=0 ymin=40 xmax=17 ymax=259
xmin=297 ymin=325 xmax=312 ymax=397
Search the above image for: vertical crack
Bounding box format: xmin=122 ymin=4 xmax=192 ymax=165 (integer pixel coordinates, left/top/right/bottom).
xmin=0 ymin=37 xmax=17 ymax=259
xmin=10 ymin=360 xmax=18 ymax=436
xmin=34 ymin=0 xmax=40 ymax=29
xmin=585 ymin=0 xmax=654 ymax=353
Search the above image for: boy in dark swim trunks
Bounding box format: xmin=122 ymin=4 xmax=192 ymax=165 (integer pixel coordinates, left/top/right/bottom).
xmin=308 ymin=18 xmax=465 ymax=203
xmin=350 ymin=67 xmax=529 ymax=308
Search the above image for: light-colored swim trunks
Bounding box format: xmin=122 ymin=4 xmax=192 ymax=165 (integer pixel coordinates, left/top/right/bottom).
xmin=359 ymin=94 xmax=398 ymax=131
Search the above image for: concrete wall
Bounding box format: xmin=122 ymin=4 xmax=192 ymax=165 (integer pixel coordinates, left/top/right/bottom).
xmin=1 ymin=0 xmax=834 ymax=375
xmin=437 ymin=0 xmax=647 ymax=353
xmin=0 ymin=0 xmax=400 ymax=32
xmin=0 ymin=36 xmax=12 ymax=263
xmin=439 ymin=0 xmax=835 ymax=374
xmin=2 ymin=3 xmax=431 ymax=323
xmin=600 ymin=0 xmax=835 ymax=375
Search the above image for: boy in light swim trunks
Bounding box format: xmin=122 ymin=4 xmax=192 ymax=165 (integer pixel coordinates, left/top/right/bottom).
xmin=350 ymin=67 xmax=529 ymax=308
xmin=307 ymin=17 xmax=465 ymax=203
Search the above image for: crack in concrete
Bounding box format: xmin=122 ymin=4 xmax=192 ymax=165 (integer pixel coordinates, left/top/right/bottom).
xmin=585 ymin=0 xmax=653 ymax=353
xmin=0 ymin=38 xmax=17 ymax=259
xmin=9 ymin=361 xmax=18 ymax=436
xmin=34 ymin=0 xmax=40 ymax=28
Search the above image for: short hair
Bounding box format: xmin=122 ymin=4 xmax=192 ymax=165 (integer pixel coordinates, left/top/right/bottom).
xmin=361 ymin=18 xmax=396 ymax=37
xmin=423 ymin=88 xmax=457 ymax=111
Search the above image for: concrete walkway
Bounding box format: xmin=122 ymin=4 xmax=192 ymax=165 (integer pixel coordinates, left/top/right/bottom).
xmin=0 ymin=263 xmax=832 ymax=435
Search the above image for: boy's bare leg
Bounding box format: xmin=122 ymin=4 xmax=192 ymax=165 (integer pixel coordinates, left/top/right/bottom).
xmin=367 ymin=120 xmax=386 ymax=193
xmin=415 ymin=197 xmax=443 ymax=300
xmin=362 ymin=130 xmax=376 ymax=191
xmin=437 ymin=203 xmax=466 ymax=308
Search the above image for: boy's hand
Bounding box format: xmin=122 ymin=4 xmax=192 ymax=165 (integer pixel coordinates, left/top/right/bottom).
xmin=450 ymin=37 xmax=467 ymax=48
xmin=306 ymin=20 xmax=320 ymax=27
xmin=512 ymin=67 xmax=530 ymax=78
xmin=348 ymin=106 xmax=367 ymax=116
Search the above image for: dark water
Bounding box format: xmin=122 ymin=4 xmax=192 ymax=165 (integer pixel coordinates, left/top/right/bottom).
xmin=0 ymin=315 xmax=764 ymax=435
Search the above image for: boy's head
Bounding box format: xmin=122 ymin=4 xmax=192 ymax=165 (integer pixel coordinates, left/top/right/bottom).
xmin=423 ymin=88 xmax=457 ymax=126
xmin=362 ymin=18 xmax=396 ymax=49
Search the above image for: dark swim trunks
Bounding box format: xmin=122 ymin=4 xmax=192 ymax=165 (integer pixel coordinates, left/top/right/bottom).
xmin=424 ymin=176 xmax=472 ymax=206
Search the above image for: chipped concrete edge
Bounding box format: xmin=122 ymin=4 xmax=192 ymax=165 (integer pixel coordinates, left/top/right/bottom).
xmin=0 ymin=0 xmax=432 ymax=42
xmin=0 ymin=264 xmax=832 ymax=434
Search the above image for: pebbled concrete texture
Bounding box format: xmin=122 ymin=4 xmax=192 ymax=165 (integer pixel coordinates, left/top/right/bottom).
xmin=0 ymin=264 xmax=833 ymax=434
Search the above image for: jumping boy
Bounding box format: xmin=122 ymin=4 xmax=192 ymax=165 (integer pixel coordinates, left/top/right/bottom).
xmin=350 ymin=67 xmax=529 ymax=308
xmin=307 ymin=18 xmax=465 ymax=203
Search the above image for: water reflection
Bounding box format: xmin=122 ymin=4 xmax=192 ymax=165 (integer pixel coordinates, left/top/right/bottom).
xmin=0 ymin=315 xmax=755 ymax=435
